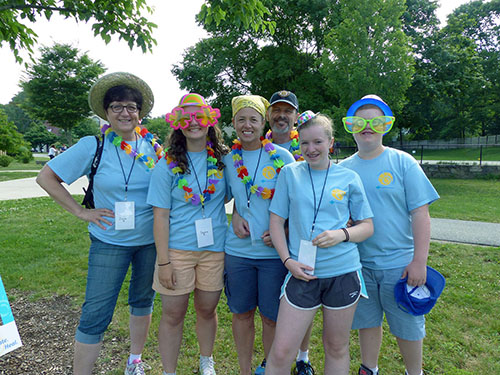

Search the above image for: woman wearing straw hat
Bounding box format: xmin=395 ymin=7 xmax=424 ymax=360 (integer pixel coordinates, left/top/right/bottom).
xmin=37 ymin=72 xmax=164 ymax=375
xmin=222 ymin=95 xmax=295 ymax=375
xmin=147 ymin=93 xmax=229 ymax=375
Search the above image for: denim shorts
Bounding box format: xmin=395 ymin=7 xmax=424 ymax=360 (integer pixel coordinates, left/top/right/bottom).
xmin=352 ymin=266 xmax=426 ymax=341
xmin=75 ymin=234 xmax=156 ymax=344
xmin=224 ymin=253 xmax=287 ymax=322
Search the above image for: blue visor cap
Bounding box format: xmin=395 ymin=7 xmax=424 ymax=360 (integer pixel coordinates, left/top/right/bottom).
xmin=346 ymin=98 xmax=393 ymax=117
xmin=394 ymin=266 xmax=446 ymax=316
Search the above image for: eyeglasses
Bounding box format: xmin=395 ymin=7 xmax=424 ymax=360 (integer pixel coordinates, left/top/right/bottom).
xmin=166 ymin=106 xmax=221 ymax=129
xmin=342 ymin=116 xmax=395 ymax=134
xmin=109 ymin=104 xmax=139 ymax=113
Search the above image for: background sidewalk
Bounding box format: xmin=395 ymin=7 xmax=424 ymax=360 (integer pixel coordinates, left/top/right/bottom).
xmin=1 ymin=175 xmax=499 ymax=247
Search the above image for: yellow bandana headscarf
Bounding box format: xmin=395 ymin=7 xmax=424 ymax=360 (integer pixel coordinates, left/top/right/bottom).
xmin=231 ymin=95 xmax=270 ymax=119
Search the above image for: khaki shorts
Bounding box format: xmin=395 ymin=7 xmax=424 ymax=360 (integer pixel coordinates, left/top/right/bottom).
xmin=153 ymin=249 xmax=224 ymax=296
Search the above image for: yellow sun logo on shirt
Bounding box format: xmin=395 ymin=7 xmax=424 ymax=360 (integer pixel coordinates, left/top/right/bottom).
xmin=262 ymin=166 xmax=276 ymax=180
xmin=378 ymin=172 xmax=393 ymax=186
xmin=331 ymin=189 xmax=346 ymax=201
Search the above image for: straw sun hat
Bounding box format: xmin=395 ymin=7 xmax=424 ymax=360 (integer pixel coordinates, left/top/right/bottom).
xmin=88 ymin=72 xmax=154 ymax=120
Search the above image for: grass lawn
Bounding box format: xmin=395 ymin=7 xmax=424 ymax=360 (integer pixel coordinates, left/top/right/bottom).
xmin=0 ymin=157 xmax=48 ymax=171
xmin=429 ymin=179 xmax=500 ymax=223
xmin=0 ymin=171 xmax=39 ymax=182
xmin=412 ymin=146 xmax=500 ymax=161
xmin=1 ymin=197 xmax=499 ymax=374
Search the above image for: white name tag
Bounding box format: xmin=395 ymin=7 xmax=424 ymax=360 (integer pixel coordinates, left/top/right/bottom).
xmin=195 ymin=217 xmax=214 ymax=248
xmin=298 ymin=240 xmax=317 ymax=275
xmin=115 ymin=201 xmax=135 ymax=230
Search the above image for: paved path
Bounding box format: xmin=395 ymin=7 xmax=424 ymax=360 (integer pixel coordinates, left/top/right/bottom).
xmin=1 ymin=173 xmax=499 ymax=247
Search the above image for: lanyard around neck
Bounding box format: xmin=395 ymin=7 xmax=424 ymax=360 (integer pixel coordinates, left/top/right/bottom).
xmin=187 ymin=152 xmax=209 ymax=214
xmin=307 ymin=162 xmax=330 ymax=239
xmin=115 ymin=133 xmax=138 ymax=200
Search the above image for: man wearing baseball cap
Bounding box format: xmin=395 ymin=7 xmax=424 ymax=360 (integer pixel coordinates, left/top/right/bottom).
xmin=265 ymin=91 xmax=304 ymax=162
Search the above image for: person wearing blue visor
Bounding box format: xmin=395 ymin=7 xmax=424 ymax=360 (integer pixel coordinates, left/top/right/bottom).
xmin=340 ymin=95 xmax=440 ymax=375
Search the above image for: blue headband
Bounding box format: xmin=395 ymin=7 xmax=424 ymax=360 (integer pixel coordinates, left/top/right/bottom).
xmin=346 ymin=98 xmax=393 ymax=117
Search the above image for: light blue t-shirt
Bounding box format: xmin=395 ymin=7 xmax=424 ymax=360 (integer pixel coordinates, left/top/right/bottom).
xmin=147 ymin=150 xmax=227 ymax=252
xmin=224 ymin=144 xmax=295 ymax=259
xmin=48 ymin=135 xmax=157 ymax=246
xmin=269 ymin=162 xmax=373 ymax=278
xmin=340 ymin=147 xmax=440 ymax=270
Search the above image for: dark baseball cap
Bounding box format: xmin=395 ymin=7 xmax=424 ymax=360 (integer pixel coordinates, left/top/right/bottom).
xmin=269 ymin=90 xmax=299 ymax=110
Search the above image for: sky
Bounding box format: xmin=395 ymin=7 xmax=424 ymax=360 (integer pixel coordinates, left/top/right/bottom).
xmin=0 ymin=0 xmax=473 ymax=118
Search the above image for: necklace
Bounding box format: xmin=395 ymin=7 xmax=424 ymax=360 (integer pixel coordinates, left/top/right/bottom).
xmin=265 ymin=129 xmax=304 ymax=161
xmin=101 ymin=124 xmax=165 ymax=170
xmin=166 ymin=140 xmax=220 ymax=205
xmin=231 ymin=137 xmax=285 ymax=200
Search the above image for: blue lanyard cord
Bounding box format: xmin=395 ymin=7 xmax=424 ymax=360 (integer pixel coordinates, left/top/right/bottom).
xmin=186 ymin=152 xmax=209 ymax=211
xmin=307 ymin=162 xmax=330 ymax=239
xmin=115 ymin=133 xmax=138 ymax=199
xmin=245 ymin=146 xmax=264 ymax=209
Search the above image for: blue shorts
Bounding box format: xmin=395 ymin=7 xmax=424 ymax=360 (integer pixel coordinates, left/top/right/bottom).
xmin=352 ymin=266 xmax=426 ymax=341
xmin=224 ymin=253 xmax=287 ymax=322
xmin=75 ymin=234 xmax=156 ymax=344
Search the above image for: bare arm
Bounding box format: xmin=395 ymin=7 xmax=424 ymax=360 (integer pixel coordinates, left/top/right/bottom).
xmin=269 ymin=213 xmax=316 ymax=281
xmin=402 ymin=204 xmax=430 ymax=286
xmin=231 ymin=203 xmax=250 ymax=238
xmin=312 ymin=218 xmax=373 ymax=248
xmin=153 ymin=206 xmax=175 ymax=289
xmin=36 ymin=164 xmax=114 ymax=230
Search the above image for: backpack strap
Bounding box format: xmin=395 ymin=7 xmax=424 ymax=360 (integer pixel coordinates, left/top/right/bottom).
xmin=82 ymin=135 xmax=104 ymax=208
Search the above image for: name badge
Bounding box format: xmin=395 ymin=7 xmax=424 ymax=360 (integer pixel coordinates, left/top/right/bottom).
xmin=115 ymin=201 xmax=135 ymax=230
xmin=298 ymin=240 xmax=317 ymax=275
xmin=195 ymin=218 xmax=214 ymax=248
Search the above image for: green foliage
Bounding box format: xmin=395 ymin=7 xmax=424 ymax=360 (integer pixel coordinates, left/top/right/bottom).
xmin=141 ymin=116 xmax=170 ymax=144
xmin=21 ymin=43 xmax=105 ymax=144
xmin=15 ymin=145 xmax=33 ymax=163
xmin=197 ymin=0 xmax=275 ymax=34
xmin=0 ymin=92 xmax=37 ymax=133
xmin=0 ymin=0 xmax=157 ymax=64
xmin=0 ymin=171 xmax=38 ymax=181
xmin=0 ymin=108 xmax=27 ymax=154
xmin=71 ymin=118 xmax=100 ymax=141
xmin=0 ymin=155 xmax=14 ymax=167
xmin=323 ymin=0 xmax=414 ymax=117
xmin=24 ymin=122 xmax=58 ymax=150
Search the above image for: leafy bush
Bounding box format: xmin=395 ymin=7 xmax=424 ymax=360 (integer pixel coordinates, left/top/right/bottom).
xmin=15 ymin=145 xmax=33 ymax=164
xmin=0 ymin=154 xmax=14 ymax=167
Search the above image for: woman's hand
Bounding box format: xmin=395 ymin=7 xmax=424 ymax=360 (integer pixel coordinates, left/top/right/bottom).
xmin=262 ymin=230 xmax=273 ymax=247
xmin=158 ymin=264 xmax=176 ymax=290
xmin=285 ymin=259 xmax=317 ymax=282
xmin=76 ymin=207 xmax=115 ymax=230
xmin=312 ymin=229 xmax=345 ymax=248
xmin=232 ymin=210 xmax=250 ymax=239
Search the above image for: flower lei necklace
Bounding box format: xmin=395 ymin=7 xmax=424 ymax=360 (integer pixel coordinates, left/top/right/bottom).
xmin=101 ymin=124 xmax=165 ymax=170
xmin=166 ymin=140 xmax=220 ymax=205
xmin=265 ymin=129 xmax=304 ymax=161
xmin=231 ymin=137 xmax=285 ymax=200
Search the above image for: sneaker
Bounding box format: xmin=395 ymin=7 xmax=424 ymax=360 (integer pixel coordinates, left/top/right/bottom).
xmin=124 ymin=359 xmax=146 ymax=375
xmin=255 ymin=358 xmax=266 ymax=375
xmin=294 ymin=360 xmax=315 ymax=375
xmin=200 ymin=356 xmax=216 ymax=375
xmin=359 ymin=364 xmax=378 ymax=375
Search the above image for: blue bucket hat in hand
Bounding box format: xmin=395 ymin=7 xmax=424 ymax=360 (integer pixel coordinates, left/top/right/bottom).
xmin=394 ymin=266 xmax=446 ymax=316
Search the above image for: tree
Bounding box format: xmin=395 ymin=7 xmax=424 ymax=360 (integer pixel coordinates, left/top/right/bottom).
xmin=24 ymin=122 xmax=58 ymax=150
xmin=0 ymin=0 xmax=157 ymax=63
xmin=0 ymin=92 xmax=37 ymax=133
xmin=0 ymin=109 xmax=28 ymax=155
xmin=173 ymin=0 xmax=341 ymax=125
xmin=141 ymin=116 xmax=170 ymax=144
xmin=323 ymin=0 xmax=415 ymax=119
xmin=21 ymin=43 xmax=105 ymax=144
